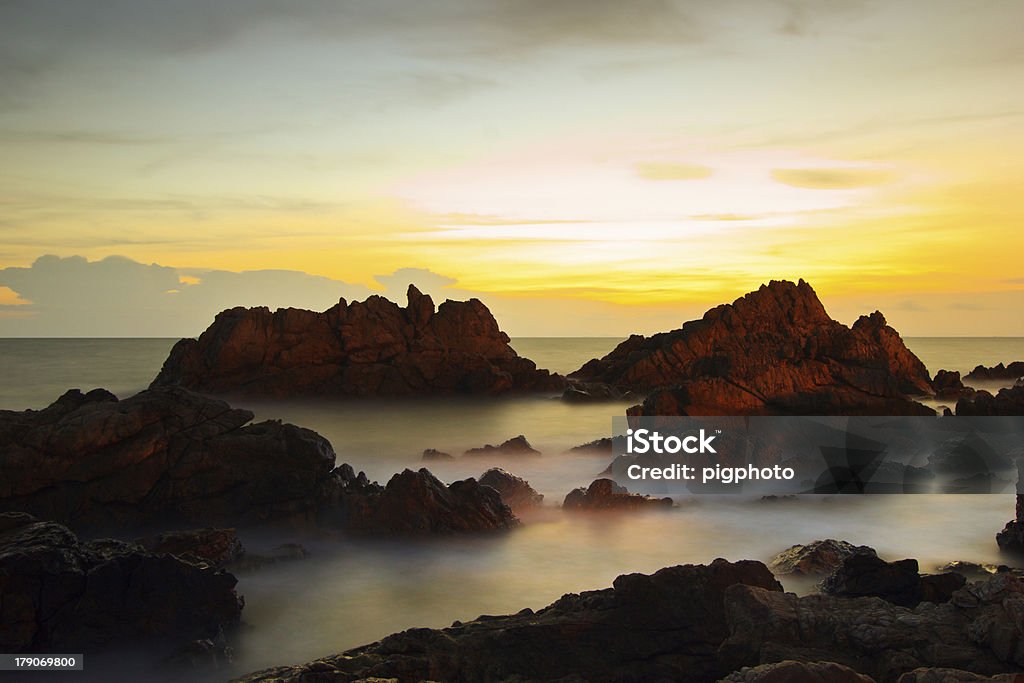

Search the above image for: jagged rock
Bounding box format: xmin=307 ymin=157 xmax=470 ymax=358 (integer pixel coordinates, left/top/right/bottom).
xmin=569 ymin=280 xmax=933 ymax=416
xmin=135 ymin=528 xmax=245 ymax=569
xmin=0 ymin=513 xmax=242 ymax=654
xmin=152 ymin=285 xmax=564 ymax=397
xmin=568 ymin=437 xmax=614 ymax=455
xmin=562 ymin=478 xmax=673 ymax=511
xmin=422 ymin=448 xmax=454 ymax=461
xmin=0 ymin=386 xmax=339 ymax=531
xmin=769 ymin=540 xmax=877 ymax=576
xmin=957 ymin=385 xmax=1024 ymax=416
xmin=821 ymin=554 xmax=965 ymax=607
xmin=720 ymin=660 xmax=876 ymax=682
xmin=336 ymin=468 xmax=519 ymax=535
xmin=965 ymin=362 xmax=1024 ymax=383
xmin=932 ymin=370 xmax=976 ymax=400
xmin=478 ymin=468 xmax=543 ymax=512
xmin=464 ymin=434 xmax=541 ymax=457
xmin=719 ymin=574 xmax=1024 ymax=682
xmin=232 ymin=559 xmax=783 ymax=683
xmin=896 ymin=669 xmax=1024 ymax=682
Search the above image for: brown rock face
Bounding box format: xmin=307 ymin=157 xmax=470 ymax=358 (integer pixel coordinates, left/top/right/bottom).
xmin=152 ymin=285 xmax=564 ymax=397
xmin=0 ymin=513 xmax=242 ymax=654
xmin=232 ymin=559 xmax=783 ymax=683
xmin=569 ymin=280 xmax=933 ymax=416
xmin=769 ymin=539 xmax=878 ymax=577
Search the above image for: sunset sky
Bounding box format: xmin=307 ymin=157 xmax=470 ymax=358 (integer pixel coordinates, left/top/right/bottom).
xmin=1 ymin=0 xmax=1022 ymax=336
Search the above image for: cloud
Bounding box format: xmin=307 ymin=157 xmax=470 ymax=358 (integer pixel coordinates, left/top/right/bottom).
xmin=635 ymin=162 xmax=713 ymax=181
xmin=771 ymin=167 xmax=894 ymax=190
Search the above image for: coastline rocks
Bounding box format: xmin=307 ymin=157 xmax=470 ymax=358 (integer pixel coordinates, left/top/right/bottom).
xmin=232 ymin=559 xmax=783 ymax=683
xmin=957 ymin=385 xmax=1024 ymax=416
xmin=897 ymin=670 xmax=1024 ymax=682
xmin=134 ymin=528 xmax=245 ymax=569
xmin=336 ymin=468 xmax=519 ymax=535
xmin=932 ymin=370 xmax=975 ymax=400
xmin=996 ymin=495 xmax=1024 ymax=552
xmin=152 ymin=285 xmax=564 ymax=397
xmin=569 ymin=280 xmax=933 ymax=416
xmin=464 ymin=434 xmax=541 ymax=457
xmin=478 ymin=468 xmax=543 ymax=512
xmin=562 ymin=478 xmax=673 ymax=511
xmin=769 ymin=540 xmax=877 ymax=577
xmin=965 ymin=362 xmax=1024 ymax=383
xmin=821 ymin=554 xmax=965 ymax=607
xmin=720 ymin=660 xmax=876 ymax=682
xmin=568 ymin=437 xmax=614 ymax=455
xmin=0 ymin=513 xmax=242 ymax=653
xmin=0 ymin=386 xmax=339 ymax=531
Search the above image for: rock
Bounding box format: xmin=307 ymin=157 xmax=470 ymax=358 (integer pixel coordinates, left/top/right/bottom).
xmin=0 ymin=513 xmax=242 ymax=654
xmin=897 ymin=669 xmax=1024 ymax=682
xmin=464 ymin=434 xmax=541 ymax=457
xmin=134 ymin=528 xmax=245 ymax=569
xmin=719 ymin=573 xmax=1024 ymax=682
xmin=932 ymin=370 xmax=976 ymax=400
xmin=152 ymin=285 xmax=564 ymax=397
xmin=562 ymin=478 xmax=673 ymax=511
xmin=568 ymin=437 xmax=614 ymax=455
xmin=337 ymin=468 xmax=519 ymax=534
xmin=821 ymin=554 xmax=965 ymax=607
xmin=936 ymin=561 xmax=1019 ymax=581
xmin=478 ymin=468 xmax=543 ymax=512
xmin=569 ymin=280 xmax=933 ymax=416
xmin=422 ymin=448 xmax=454 ymax=461
xmin=720 ymin=660 xmax=876 ymax=682
xmin=0 ymin=386 xmax=340 ymax=531
xmin=232 ymin=559 xmax=783 ymax=683
xmin=769 ymin=540 xmax=878 ymax=576
xmin=957 ymin=385 xmax=1024 ymax=416
xmin=965 ymin=362 xmax=1024 ymax=383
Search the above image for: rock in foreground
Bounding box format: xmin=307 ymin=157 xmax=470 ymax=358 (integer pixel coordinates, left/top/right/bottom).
xmin=152 ymin=285 xmax=563 ymax=397
xmin=769 ymin=539 xmax=877 ymax=577
xmin=233 ymin=559 xmax=782 ymax=683
xmin=0 ymin=513 xmax=242 ymax=654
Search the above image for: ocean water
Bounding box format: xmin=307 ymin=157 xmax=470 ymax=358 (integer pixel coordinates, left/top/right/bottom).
xmin=1 ymin=336 xmax=1024 ymax=680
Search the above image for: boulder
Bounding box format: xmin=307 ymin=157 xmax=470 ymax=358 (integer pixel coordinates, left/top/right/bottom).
xmin=152 ymin=285 xmax=564 ymax=397
xmin=464 ymin=434 xmax=541 ymax=457
xmin=562 ymin=478 xmax=673 ymax=511
xmin=957 ymin=385 xmax=1024 ymax=416
xmin=965 ymin=362 xmax=1024 ymax=383
xmin=0 ymin=513 xmax=242 ymax=654
xmin=478 ymin=468 xmax=544 ymax=512
xmin=232 ymin=559 xmax=783 ymax=683
xmin=134 ymin=528 xmax=245 ymax=569
xmin=821 ymin=554 xmax=965 ymax=607
xmin=932 ymin=370 xmax=975 ymax=400
xmin=569 ymin=280 xmax=933 ymax=416
xmin=769 ymin=540 xmax=877 ymax=576
xmin=720 ymin=660 xmax=876 ymax=682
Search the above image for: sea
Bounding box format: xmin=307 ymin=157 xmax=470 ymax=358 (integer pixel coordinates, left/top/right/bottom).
xmin=2 ymin=336 xmax=1023 ymax=680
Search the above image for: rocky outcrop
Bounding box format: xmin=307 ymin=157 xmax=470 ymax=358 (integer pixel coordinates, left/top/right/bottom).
xmin=720 ymin=660 xmax=876 ymax=682
xmin=332 ymin=467 xmax=519 ymax=535
xmin=957 ymin=385 xmax=1024 ymax=416
xmin=897 ymin=669 xmax=1024 ymax=682
xmin=152 ymin=285 xmax=564 ymax=397
xmin=821 ymin=554 xmax=965 ymax=607
xmin=422 ymin=448 xmax=454 ymax=461
xmin=464 ymin=434 xmax=541 ymax=457
xmin=478 ymin=468 xmax=543 ymax=512
xmin=233 ymin=559 xmax=783 ymax=683
xmin=0 ymin=386 xmax=339 ymax=531
xmin=0 ymin=513 xmax=242 ymax=654
xmin=932 ymin=369 xmax=975 ymax=400
xmin=562 ymin=478 xmax=673 ymax=511
xmin=965 ymin=362 xmax=1024 ymax=383
xmin=569 ymin=280 xmax=933 ymax=416
xmin=135 ymin=528 xmax=245 ymax=569
xmin=719 ymin=573 xmax=1024 ymax=682
xmin=568 ymin=437 xmax=615 ymax=455
xmin=769 ymin=540 xmax=877 ymax=577
xmin=996 ymin=494 xmax=1024 ymax=552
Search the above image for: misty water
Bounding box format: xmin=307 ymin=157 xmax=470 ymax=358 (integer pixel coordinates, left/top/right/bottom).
xmin=2 ymin=336 xmax=1024 ymax=680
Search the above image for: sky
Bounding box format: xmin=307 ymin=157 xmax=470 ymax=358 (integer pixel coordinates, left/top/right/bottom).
xmin=1 ymin=0 xmax=1022 ymax=336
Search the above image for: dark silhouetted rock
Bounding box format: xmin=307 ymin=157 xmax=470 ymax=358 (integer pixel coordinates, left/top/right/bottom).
xmin=0 ymin=513 xmax=242 ymax=654
xmin=957 ymin=385 xmax=1024 ymax=416
xmin=720 ymin=660 xmax=876 ymax=682
xmin=569 ymin=280 xmax=933 ymax=416
xmin=135 ymin=528 xmax=245 ymax=569
xmin=152 ymin=285 xmax=564 ymax=397
xmin=997 ymin=494 xmax=1024 ymax=552
xmin=932 ymin=369 xmax=976 ymax=400
xmin=562 ymin=478 xmax=673 ymax=511
xmin=821 ymin=554 xmax=964 ymax=607
xmin=232 ymin=559 xmax=783 ymax=683
xmin=965 ymin=362 xmax=1024 ymax=383
xmin=464 ymin=434 xmax=541 ymax=457
xmin=769 ymin=540 xmax=877 ymax=576
xmin=478 ymin=468 xmax=543 ymax=512
xmin=422 ymin=448 xmax=454 ymax=461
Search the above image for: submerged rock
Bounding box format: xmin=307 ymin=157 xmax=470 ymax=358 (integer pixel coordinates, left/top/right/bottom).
xmin=478 ymin=468 xmax=544 ymax=513
xmin=464 ymin=434 xmax=541 ymax=457
xmin=152 ymin=285 xmax=564 ymax=397
xmin=0 ymin=513 xmax=242 ymax=654
xmin=562 ymin=478 xmax=673 ymax=511
xmin=769 ymin=539 xmax=877 ymax=577
xmin=569 ymin=280 xmax=933 ymax=416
